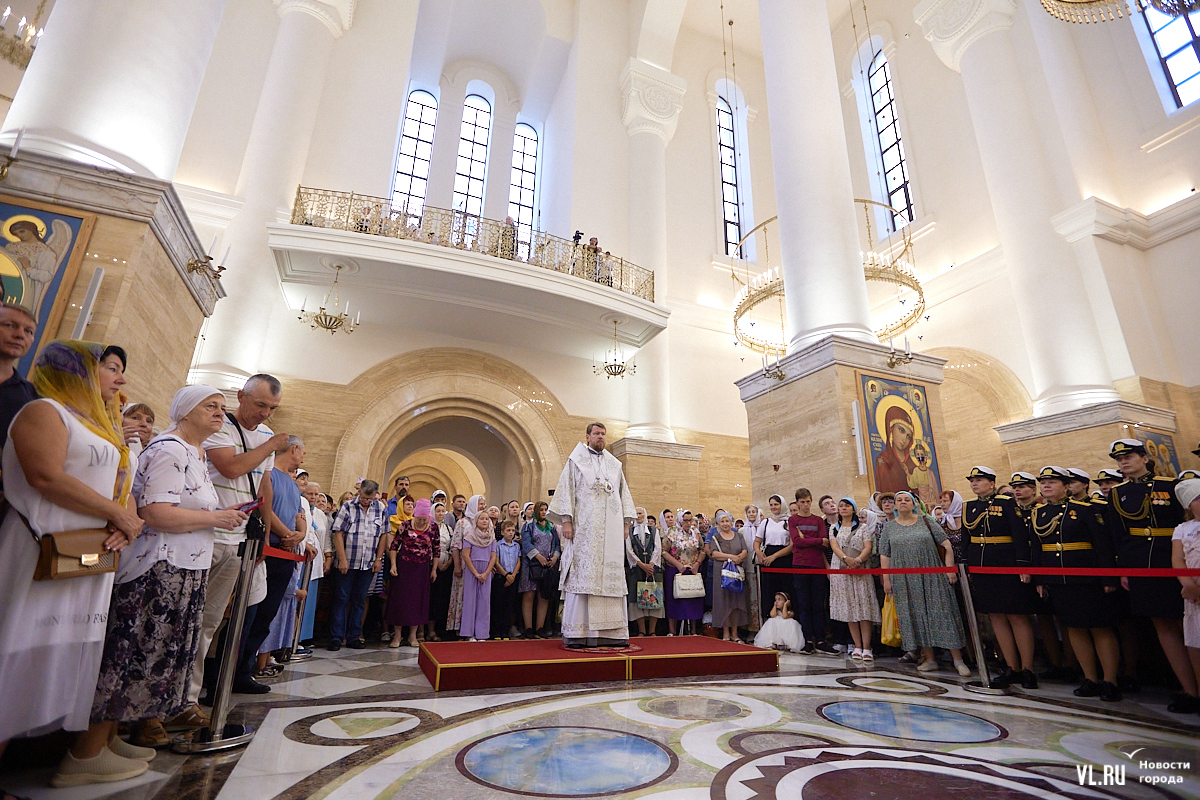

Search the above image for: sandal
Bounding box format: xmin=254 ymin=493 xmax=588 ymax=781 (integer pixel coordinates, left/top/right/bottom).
xmin=253 ymin=664 xmax=283 ymax=678
xmin=388 ymin=638 xmax=401 ymax=648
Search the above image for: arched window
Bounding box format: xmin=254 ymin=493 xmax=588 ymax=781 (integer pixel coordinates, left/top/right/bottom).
xmin=508 ymin=123 xmax=538 ymax=259
xmin=453 ymin=94 xmax=492 ymax=216
xmin=1139 ymin=7 xmax=1200 ymax=108
xmin=392 ymin=89 xmax=437 ymax=215
xmin=867 ymin=51 xmax=913 ymax=231
xmin=716 ymin=96 xmax=744 ymax=258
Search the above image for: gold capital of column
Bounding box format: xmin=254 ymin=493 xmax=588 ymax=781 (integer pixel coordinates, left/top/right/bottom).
xmin=914 ymin=0 xmax=1016 ymax=72
xmin=619 ymin=57 xmax=687 ymax=143
xmin=274 ymin=0 xmax=354 ymax=38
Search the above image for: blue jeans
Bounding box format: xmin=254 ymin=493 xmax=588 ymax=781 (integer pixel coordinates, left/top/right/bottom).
xmin=330 ymin=568 xmax=374 ymax=642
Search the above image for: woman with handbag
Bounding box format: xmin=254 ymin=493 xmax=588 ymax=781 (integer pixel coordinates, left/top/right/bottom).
xmin=879 ymin=491 xmax=971 ymax=676
xmin=708 ymin=512 xmax=749 ymax=642
xmin=829 ymin=498 xmax=880 ymax=662
xmin=626 ymin=507 xmax=663 ymax=636
xmin=0 ymin=342 xmax=146 ymax=783
xmin=519 ymin=501 xmax=560 ymax=639
xmin=663 ymin=511 xmax=705 ymax=635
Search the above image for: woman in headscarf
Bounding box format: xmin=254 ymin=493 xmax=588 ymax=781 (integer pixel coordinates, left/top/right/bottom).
xmin=87 ymin=384 xmax=246 ymax=756
xmin=447 ymin=494 xmax=485 ymax=637
xmin=828 ymin=498 xmax=881 ymax=662
xmin=626 ymin=507 xmax=663 ymax=636
xmin=460 ymin=498 xmax=498 ymax=641
xmin=742 ymin=504 xmax=764 ymax=629
xmin=0 ymin=342 xmax=148 ymax=785
xmin=753 ymin=495 xmax=793 ymax=625
xmin=708 ymin=511 xmax=750 ymax=642
xmin=520 ymin=500 xmax=561 ymax=638
xmin=935 ymin=489 xmax=965 ymax=563
xmin=427 ymin=501 xmax=455 ymax=642
xmin=386 ymin=498 xmax=438 ymax=648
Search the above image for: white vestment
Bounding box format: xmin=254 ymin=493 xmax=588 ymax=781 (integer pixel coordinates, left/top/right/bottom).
xmin=548 ymin=443 xmax=635 ymax=643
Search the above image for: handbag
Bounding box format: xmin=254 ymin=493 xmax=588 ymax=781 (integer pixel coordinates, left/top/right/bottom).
xmin=881 ymin=595 xmax=902 ymax=647
xmin=720 ymin=560 xmax=744 ymax=593
xmin=636 ymin=580 xmax=663 ymax=610
xmin=673 ymin=571 xmax=705 ymax=599
xmin=537 ymin=564 xmax=560 ymax=599
xmin=15 ymin=504 xmax=118 ymax=581
xmin=228 ymin=412 xmax=268 ymax=544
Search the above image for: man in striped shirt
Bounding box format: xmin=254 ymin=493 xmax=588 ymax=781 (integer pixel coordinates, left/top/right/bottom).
xmin=329 ymin=480 xmax=387 ymax=650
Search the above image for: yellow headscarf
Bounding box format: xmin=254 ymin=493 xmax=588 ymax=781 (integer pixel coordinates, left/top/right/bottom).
xmin=31 ymin=340 xmax=132 ymax=505
xmin=389 ymin=495 xmax=414 ymax=533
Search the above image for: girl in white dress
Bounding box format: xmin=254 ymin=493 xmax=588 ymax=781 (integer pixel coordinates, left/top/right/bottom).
xmin=0 ymin=342 xmax=146 ymax=785
xmin=754 ymin=593 xmax=806 ymax=653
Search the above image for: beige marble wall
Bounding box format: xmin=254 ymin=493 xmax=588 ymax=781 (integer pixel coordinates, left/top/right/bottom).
xmin=53 ymin=215 xmax=205 ymax=419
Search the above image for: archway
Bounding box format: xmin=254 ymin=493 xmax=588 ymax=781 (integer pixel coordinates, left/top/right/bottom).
xmin=332 ymin=349 xmax=567 ymax=504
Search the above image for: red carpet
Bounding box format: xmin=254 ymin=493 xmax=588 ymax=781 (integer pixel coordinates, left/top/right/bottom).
xmin=418 ymin=637 xmax=778 ymax=691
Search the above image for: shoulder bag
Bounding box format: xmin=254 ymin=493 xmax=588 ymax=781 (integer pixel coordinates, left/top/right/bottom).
xmin=9 ymin=500 xmax=118 ymax=582
xmin=227 ymin=412 xmax=269 ymax=544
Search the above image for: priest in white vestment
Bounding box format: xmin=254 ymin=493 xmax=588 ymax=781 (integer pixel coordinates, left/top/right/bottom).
xmin=548 ymin=422 xmax=636 ymax=648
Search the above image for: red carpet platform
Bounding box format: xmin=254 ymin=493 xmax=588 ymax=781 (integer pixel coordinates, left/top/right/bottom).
xmin=417 ymin=637 xmax=778 ymax=691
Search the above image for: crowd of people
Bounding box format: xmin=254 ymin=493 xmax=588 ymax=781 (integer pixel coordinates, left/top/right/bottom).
xmin=0 ymin=307 xmax=1198 ymax=792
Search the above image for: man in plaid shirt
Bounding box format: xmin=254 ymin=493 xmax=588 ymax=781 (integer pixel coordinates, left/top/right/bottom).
xmin=328 ymin=479 xmax=387 ymax=650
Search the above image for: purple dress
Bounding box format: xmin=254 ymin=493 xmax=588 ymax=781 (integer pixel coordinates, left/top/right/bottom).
xmin=460 ymin=539 xmax=496 ymax=639
xmin=386 ymin=522 xmax=437 ymax=627
xmin=664 ymin=529 xmax=705 ymax=621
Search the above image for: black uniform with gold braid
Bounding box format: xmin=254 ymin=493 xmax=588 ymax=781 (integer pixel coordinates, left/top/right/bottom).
xmin=963 ymin=478 xmax=1038 ymax=615
xmin=1031 ymin=496 xmax=1119 ymax=629
xmin=1107 ymin=472 xmax=1184 ymax=619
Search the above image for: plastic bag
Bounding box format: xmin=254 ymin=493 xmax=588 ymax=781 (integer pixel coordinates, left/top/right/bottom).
xmin=637 ymin=581 xmax=663 ymax=610
xmin=881 ymin=595 xmax=902 ymax=647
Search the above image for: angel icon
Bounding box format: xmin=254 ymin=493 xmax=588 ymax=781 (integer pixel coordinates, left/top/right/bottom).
xmin=3 ymin=216 xmax=72 ymax=318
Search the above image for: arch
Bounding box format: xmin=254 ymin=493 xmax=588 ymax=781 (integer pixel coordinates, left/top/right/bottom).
xmin=332 ymin=349 xmax=567 ymax=504
xmin=385 ymin=447 xmax=486 ymax=501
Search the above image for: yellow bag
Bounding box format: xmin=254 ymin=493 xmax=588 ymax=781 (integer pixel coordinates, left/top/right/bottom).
xmin=880 ymin=595 xmax=902 ymax=647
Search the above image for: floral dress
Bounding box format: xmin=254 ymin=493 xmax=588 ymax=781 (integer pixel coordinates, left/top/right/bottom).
xmin=446 ymin=518 xmax=467 ymax=632
xmin=829 ymin=522 xmax=881 ymax=624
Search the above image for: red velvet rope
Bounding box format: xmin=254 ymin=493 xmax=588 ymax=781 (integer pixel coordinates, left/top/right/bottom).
xmin=760 ymin=565 xmax=1200 ymax=576
xmin=262 ymin=545 xmax=309 ymax=562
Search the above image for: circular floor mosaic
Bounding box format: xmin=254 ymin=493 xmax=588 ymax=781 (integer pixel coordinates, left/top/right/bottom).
xmin=457 ymin=726 xmax=676 ymax=797
xmin=819 ymin=701 xmax=1003 ymax=743
xmin=645 ymin=696 xmax=744 ymax=720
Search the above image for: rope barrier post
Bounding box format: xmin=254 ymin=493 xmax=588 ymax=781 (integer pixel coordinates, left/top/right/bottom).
xmin=957 ymin=563 xmax=1011 ymax=696
xmin=172 ymin=532 xmax=263 ymax=753
xmin=288 ymin=556 xmax=315 ymax=662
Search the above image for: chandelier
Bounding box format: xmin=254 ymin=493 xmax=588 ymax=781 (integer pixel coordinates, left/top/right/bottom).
xmin=593 ymin=320 xmax=635 ymax=379
xmin=298 ymin=265 xmax=359 ymax=335
xmin=0 ymin=3 xmax=45 ymax=69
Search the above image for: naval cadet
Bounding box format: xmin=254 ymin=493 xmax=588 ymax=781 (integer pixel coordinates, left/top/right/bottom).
xmin=1032 ymin=467 xmax=1121 ymax=701
xmin=963 ymin=466 xmax=1039 ymax=690
xmin=1106 ymin=438 xmax=1198 ymax=713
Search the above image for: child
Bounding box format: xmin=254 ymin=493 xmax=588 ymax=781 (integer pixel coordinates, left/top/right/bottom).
xmin=754 ymin=593 xmax=806 ymax=653
xmin=491 ymin=520 xmax=523 ymax=639
xmin=1173 ymin=480 xmax=1200 ymax=667
xmin=460 ymin=507 xmax=498 ymax=641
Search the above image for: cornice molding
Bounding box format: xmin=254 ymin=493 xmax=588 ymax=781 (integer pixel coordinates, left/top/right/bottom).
xmin=914 ymin=0 xmax=1015 ymax=73
xmin=610 ymin=437 xmax=703 ymax=461
xmin=620 ymin=58 xmax=687 ymax=144
xmin=994 ymin=400 xmax=1176 ymax=443
xmin=1 ymin=152 xmax=223 ymax=314
xmin=174 ymin=183 xmax=243 ymax=229
xmin=275 ymin=0 xmax=352 ymax=38
xmin=1051 ymin=193 xmax=1200 ymax=250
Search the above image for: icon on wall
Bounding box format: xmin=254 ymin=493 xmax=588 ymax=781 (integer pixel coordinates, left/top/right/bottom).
xmin=857 ymin=371 xmax=942 ymax=505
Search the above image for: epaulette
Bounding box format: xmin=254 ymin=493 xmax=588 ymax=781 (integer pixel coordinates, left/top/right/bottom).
xmin=1152 ymin=476 xmax=1178 ymax=484
xmin=1067 ymin=498 xmax=1092 ymax=508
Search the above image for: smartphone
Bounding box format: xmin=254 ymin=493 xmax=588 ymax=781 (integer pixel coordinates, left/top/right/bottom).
xmin=234 ymin=497 xmax=264 ymax=513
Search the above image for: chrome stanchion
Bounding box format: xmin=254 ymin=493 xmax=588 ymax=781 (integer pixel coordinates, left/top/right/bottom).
xmin=173 ymin=533 xmax=263 ymax=753
xmin=958 ymin=563 xmax=1012 ymax=696
xmin=288 ymin=556 xmax=315 ymax=662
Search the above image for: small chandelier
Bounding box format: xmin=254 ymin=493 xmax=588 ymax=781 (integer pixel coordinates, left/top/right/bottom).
xmin=0 ymin=3 xmax=46 ymax=69
xmin=298 ymin=265 xmax=359 ymax=335
xmin=594 ymin=320 xmax=635 ymax=379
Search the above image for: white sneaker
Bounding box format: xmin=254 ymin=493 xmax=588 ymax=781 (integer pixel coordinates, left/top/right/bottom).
xmin=917 ymin=659 xmax=939 ymax=672
xmin=954 ymin=660 xmax=972 ymax=677
xmin=51 ymin=748 xmax=149 ymax=787
xmin=108 ymin=737 xmax=157 ymax=762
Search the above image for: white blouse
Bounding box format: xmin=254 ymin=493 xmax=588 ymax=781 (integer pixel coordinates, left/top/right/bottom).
xmin=757 ymin=517 xmax=790 ymax=547
xmin=116 ymin=434 xmax=219 ymax=583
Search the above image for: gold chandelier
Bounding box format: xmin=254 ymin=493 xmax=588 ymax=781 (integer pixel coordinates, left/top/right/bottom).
xmin=730 ymin=201 xmax=926 ymax=356
xmin=0 ymin=2 xmax=46 ymax=69
xmin=593 ymin=320 xmax=635 ymax=379
xmin=298 ymin=265 xmax=359 ymax=335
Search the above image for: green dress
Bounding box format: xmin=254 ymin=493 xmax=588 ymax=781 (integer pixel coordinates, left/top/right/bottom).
xmin=879 ymin=515 xmax=966 ymax=650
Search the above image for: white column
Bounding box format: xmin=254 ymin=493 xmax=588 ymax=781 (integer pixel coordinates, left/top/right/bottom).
xmin=621 ymin=58 xmax=685 ymax=443
xmin=758 ymin=0 xmax=874 ymax=352
xmin=425 ymin=80 xmax=467 ymax=211
xmin=916 ymin=0 xmax=1119 ymax=416
xmin=0 ymin=0 xmax=226 ymax=179
xmin=193 ymin=2 xmax=342 ymax=379
xmin=484 ymin=103 xmax=518 ymax=221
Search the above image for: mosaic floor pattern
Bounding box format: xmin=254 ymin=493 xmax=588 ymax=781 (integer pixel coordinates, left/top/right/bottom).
xmin=3 ymin=646 xmax=1199 ymax=800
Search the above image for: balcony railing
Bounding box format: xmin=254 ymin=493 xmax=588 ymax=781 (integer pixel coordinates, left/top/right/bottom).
xmin=290 ymin=187 xmax=655 ymax=302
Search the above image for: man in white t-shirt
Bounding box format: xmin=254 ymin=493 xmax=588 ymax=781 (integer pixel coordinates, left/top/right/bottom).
xmin=176 ymin=375 xmax=289 ymax=716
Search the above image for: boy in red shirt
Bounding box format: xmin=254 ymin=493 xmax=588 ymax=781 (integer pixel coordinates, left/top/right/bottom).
xmin=788 ymin=488 xmax=837 ymax=655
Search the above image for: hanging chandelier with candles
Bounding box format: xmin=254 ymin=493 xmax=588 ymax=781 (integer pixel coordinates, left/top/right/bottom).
xmin=0 ymin=2 xmax=46 ymax=69
xmin=593 ymin=320 xmax=635 ymax=379
xmin=298 ymin=264 xmax=359 ymax=335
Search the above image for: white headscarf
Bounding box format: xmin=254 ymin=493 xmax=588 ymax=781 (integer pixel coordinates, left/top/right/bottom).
xmin=166 ymin=384 xmax=222 ymax=433
xmin=767 ymin=494 xmax=787 ymax=523
xmin=942 ymin=490 xmax=964 ymax=528
xmin=464 ymin=494 xmax=485 ymax=524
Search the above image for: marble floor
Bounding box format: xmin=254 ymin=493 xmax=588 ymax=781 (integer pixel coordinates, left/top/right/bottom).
xmin=3 ymin=644 xmax=1199 ymax=800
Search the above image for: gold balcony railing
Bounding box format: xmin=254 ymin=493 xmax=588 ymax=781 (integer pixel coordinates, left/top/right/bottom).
xmin=290 ymin=187 xmax=655 ymax=302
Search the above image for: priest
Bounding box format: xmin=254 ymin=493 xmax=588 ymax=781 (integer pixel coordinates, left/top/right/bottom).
xmin=548 ymin=422 xmax=636 ymax=648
